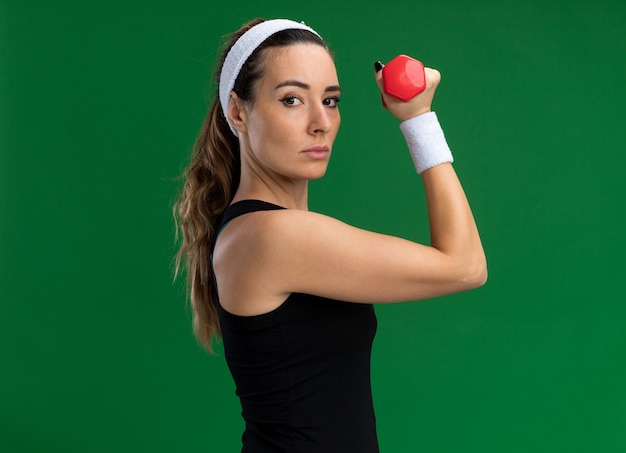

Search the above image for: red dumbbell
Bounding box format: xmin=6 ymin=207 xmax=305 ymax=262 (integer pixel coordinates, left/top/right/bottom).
xmin=381 ymin=54 xmax=426 ymax=108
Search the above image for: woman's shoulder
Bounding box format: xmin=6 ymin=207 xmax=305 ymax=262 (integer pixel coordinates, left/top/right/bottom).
xmin=223 ymin=199 xmax=339 ymax=239
xmin=216 ymin=206 xmax=346 ymax=278
xmin=254 ymin=208 xmax=346 ymax=245
xmin=213 ymin=206 xmax=335 ymax=315
xmin=215 ymin=203 xmax=328 ymax=257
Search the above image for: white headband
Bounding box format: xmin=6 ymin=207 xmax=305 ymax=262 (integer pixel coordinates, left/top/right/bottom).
xmin=219 ymin=19 xmax=322 ymax=136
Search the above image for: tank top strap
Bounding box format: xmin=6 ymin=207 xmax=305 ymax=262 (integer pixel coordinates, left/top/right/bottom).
xmin=217 ymin=199 xmax=286 ymax=236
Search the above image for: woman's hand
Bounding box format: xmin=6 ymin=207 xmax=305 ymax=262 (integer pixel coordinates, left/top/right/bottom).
xmin=375 ymin=61 xmax=441 ymax=122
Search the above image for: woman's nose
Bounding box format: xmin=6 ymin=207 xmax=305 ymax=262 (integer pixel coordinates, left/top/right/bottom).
xmin=308 ymin=104 xmax=333 ymax=135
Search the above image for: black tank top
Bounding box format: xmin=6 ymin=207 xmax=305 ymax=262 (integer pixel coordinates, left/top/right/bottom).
xmin=215 ymin=200 xmax=379 ymax=452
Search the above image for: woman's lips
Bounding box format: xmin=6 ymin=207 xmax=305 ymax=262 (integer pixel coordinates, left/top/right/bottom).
xmin=301 ymin=145 xmax=329 ymax=159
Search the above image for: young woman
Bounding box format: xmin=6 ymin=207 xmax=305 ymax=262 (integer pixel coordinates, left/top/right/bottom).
xmin=175 ymin=18 xmax=486 ymax=452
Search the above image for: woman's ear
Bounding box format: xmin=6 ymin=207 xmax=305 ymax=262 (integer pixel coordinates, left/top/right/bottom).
xmin=227 ymin=92 xmax=248 ymax=134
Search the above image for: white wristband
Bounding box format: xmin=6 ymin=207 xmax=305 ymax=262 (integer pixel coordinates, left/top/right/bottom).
xmin=399 ymin=111 xmax=454 ymax=174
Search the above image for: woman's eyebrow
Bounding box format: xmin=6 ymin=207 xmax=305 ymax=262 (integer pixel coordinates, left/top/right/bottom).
xmin=275 ymin=80 xmax=341 ymax=93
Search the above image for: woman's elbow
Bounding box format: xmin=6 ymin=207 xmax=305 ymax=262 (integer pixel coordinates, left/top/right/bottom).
xmin=463 ymin=254 xmax=488 ymax=289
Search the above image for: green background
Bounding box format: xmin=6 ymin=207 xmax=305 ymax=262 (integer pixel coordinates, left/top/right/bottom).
xmin=2 ymin=0 xmax=625 ymax=451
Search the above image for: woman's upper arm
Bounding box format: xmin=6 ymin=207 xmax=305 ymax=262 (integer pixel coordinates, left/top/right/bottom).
xmin=256 ymin=209 xmax=485 ymax=304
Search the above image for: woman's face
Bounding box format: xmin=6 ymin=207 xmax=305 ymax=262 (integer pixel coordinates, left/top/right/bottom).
xmin=237 ymin=43 xmax=341 ymax=182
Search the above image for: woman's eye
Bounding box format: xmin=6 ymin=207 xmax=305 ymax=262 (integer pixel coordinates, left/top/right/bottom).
xmin=324 ymin=97 xmax=341 ymax=107
xmin=280 ymin=96 xmax=302 ymax=107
